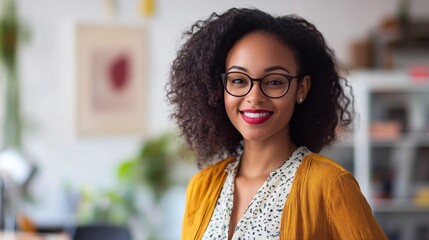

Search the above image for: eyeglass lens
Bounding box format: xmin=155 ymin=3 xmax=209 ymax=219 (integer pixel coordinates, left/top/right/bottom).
xmin=224 ymin=72 xmax=291 ymax=98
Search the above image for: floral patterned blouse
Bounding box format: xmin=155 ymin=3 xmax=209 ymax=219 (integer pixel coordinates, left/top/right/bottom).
xmin=202 ymin=146 xmax=311 ymax=239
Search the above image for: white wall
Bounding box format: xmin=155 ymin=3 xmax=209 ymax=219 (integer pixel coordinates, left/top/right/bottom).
xmin=3 ymin=0 xmax=428 ymax=238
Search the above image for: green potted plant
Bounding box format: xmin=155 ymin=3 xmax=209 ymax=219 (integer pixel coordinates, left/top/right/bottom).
xmin=75 ymin=132 xmax=195 ymax=238
xmin=117 ymin=132 xmax=195 ymax=202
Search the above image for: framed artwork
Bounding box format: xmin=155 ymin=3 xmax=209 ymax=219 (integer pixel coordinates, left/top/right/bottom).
xmin=75 ymin=23 xmax=147 ymax=136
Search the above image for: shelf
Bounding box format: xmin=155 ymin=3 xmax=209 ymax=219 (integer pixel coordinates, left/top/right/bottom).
xmin=371 ymin=85 xmax=429 ymax=93
xmin=351 ymin=70 xmax=429 ymax=91
xmin=350 ymin=70 xmax=429 ymax=240
xmin=373 ymin=199 xmax=429 ymax=213
xmin=370 ymin=132 xmax=429 ymax=147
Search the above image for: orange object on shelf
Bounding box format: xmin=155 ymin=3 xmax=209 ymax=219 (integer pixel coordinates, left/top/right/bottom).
xmin=370 ymin=121 xmax=402 ymax=140
xmin=414 ymin=188 xmax=429 ymax=206
xmin=17 ymin=214 xmax=37 ymax=232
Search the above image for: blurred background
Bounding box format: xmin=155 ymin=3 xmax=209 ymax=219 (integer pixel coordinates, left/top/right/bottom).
xmin=0 ymin=0 xmax=428 ymax=239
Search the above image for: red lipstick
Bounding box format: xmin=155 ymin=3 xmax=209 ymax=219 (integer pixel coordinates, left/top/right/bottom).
xmin=240 ymin=109 xmax=273 ymax=124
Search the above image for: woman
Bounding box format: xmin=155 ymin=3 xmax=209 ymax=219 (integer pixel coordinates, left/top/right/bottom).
xmin=167 ymin=8 xmax=387 ymax=240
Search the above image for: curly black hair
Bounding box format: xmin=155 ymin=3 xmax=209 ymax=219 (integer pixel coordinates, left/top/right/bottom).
xmin=167 ymin=8 xmax=353 ymax=167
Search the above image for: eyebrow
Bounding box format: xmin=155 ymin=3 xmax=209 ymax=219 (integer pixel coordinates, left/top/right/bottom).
xmin=227 ymin=65 xmax=291 ymax=74
xmin=264 ymin=66 xmax=291 ymax=74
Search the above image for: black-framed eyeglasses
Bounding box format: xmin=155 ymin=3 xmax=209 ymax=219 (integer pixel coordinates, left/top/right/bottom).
xmin=221 ymin=71 xmax=299 ymax=99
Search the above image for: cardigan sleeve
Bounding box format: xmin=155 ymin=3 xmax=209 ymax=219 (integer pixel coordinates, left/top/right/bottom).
xmin=327 ymin=171 xmax=387 ymax=240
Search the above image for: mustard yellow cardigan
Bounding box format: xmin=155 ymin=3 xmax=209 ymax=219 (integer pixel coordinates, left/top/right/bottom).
xmin=182 ymin=153 xmax=387 ymax=240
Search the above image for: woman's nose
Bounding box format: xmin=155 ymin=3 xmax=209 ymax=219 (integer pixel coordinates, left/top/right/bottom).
xmin=245 ymin=82 xmax=266 ymax=104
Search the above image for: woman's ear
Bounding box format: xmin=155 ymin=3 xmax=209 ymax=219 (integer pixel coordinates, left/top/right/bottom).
xmin=296 ymin=75 xmax=311 ymax=104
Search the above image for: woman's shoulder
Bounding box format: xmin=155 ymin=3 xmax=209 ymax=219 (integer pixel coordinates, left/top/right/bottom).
xmin=298 ymin=153 xmax=353 ymax=186
xmin=292 ymin=152 xmax=359 ymax=201
xmin=303 ymin=152 xmax=348 ymax=174
xmin=188 ymin=157 xmax=236 ymax=186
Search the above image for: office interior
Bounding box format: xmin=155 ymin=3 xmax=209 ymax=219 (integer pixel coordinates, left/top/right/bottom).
xmin=0 ymin=0 xmax=428 ymax=239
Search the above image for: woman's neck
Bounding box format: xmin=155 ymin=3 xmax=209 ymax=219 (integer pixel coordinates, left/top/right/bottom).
xmin=238 ymin=135 xmax=297 ymax=179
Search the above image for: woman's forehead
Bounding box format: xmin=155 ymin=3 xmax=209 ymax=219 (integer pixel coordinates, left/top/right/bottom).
xmin=225 ymin=32 xmax=298 ymax=75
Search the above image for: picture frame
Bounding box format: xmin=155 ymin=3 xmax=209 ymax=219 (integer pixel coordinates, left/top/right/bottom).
xmin=75 ymin=23 xmax=147 ymax=137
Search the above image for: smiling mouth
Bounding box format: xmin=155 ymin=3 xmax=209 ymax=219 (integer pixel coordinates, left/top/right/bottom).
xmin=242 ymin=112 xmax=271 ymax=118
xmin=240 ymin=110 xmax=273 ymax=124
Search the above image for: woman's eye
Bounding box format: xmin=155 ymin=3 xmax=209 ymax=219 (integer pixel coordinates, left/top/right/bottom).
xmin=231 ymin=78 xmax=247 ymax=84
xmin=267 ymin=80 xmax=284 ymax=85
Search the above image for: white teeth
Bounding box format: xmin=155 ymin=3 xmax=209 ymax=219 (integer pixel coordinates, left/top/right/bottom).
xmin=243 ymin=112 xmax=271 ymax=118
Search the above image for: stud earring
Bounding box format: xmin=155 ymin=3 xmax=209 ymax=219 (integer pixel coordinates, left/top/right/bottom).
xmin=297 ymin=98 xmax=303 ymax=104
